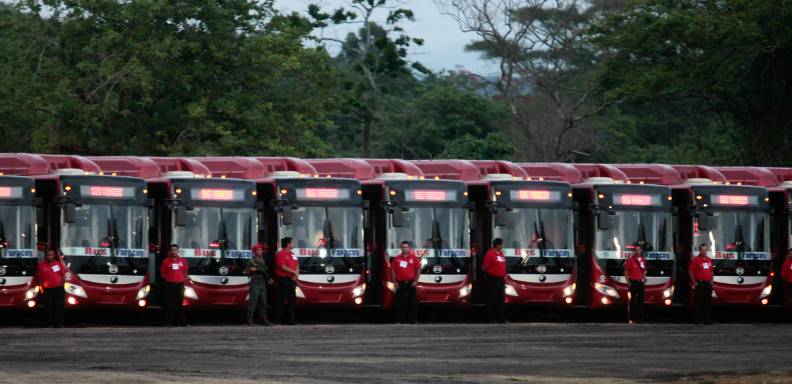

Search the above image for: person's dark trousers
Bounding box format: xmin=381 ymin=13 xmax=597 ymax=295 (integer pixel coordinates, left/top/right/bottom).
xmin=42 ymin=287 xmax=65 ymax=327
xmin=628 ymin=280 xmax=645 ymax=323
xmin=163 ymin=281 xmax=187 ymax=326
xmin=486 ymin=275 xmax=506 ymax=323
xmin=247 ymin=283 xmax=268 ymax=321
xmin=274 ymin=277 xmax=296 ymax=324
xmin=694 ymin=281 xmax=713 ymax=323
xmin=786 ymin=283 xmax=792 ymax=320
xmin=394 ymin=282 xmax=419 ymax=323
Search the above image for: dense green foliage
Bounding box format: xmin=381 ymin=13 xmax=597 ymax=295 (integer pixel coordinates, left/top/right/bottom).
xmin=0 ymin=0 xmax=788 ymax=165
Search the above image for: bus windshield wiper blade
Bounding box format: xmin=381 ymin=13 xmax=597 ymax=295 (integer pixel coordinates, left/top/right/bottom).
xmin=323 ymin=208 xmax=352 ymax=270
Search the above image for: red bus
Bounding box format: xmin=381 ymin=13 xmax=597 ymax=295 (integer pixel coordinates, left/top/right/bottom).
xmin=144 ymin=157 xmax=258 ymax=309
xmin=194 ymin=157 xmax=369 ymax=308
xmin=36 ymin=155 xmax=152 ymax=309
xmin=765 ymin=167 xmax=792 ymax=308
xmin=310 ymin=159 xmax=473 ymax=309
xmin=0 ymin=154 xmax=48 ymax=309
xmin=563 ymin=164 xmax=675 ymax=309
xmin=422 ymin=160 xmax=577 ymax=306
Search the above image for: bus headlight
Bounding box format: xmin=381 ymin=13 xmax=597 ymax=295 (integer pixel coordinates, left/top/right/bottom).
xmin=459 ymin=284 xmax=472 ymax=298
xmin=504 ymin=284 xmax=518 ymax=297
xmin=183 ymin=286 xmax=198 ymax=300
xmin=663 ymin=287 xmax=675 ymax=299
xmin=295 ymin=286 xmax=305 ymax=299
xmin=64 ymin=283 xmax=88 ymax=298
xmin=352 ymin=284 xmax=366 ymax=298
xmin=386 ymin=281 xmax=396 ymax=293
xmin=760 ymin=285 xmax=772 ymax=299
xmin=135 ymin=285 xmax=151 ymax=300
xmin=25 ymin=287 xmax=37 ymax=300
xmin=563 ymin=283 xmax=576 ymax=297
xmin=594 ymin=282 xmax=619 ymax=299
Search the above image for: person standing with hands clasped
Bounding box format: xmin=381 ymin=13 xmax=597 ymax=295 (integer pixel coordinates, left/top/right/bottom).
xmin=160 ymin=244 xmax=189 ymax=326
xmin=391 ymin=241 xmax=421 ymax=324
xmin=273 ymin=237 xmax=298 ymax=325
xmin=246 ymin=243 xmax=272 ymax=326
xmin=689 ymin=244 xmax=714 ymax=324
xmin=624 ymin=244 xmax=647 ymax=324
xmin=481 ymin=238 xmax=508 ymax=324
xmin=34 ymin=249 xmax=69 ymax=328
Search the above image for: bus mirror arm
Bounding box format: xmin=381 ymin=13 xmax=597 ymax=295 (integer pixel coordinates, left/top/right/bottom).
xmin=362 ymin=201 xmax=371 ymax=230
xmin=494 ymin=207 xmax=506 ymax=227
xmin=697 ymin=210 xmax=710 ymax=231
xmin=390 ymin=204 xmax=404 ymax=228
xmin=175 ymin=206 xmax=187 ymax=227
xmin=592 ymin=205 xmax=609 ymax=231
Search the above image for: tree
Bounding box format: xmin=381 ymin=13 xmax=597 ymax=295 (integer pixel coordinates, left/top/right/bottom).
xmin=436 ymin=0 xmax=611 ymax=161
xmin=594 ymin=0 xmax=792 ymax=165
xmin=1 ymin=0 xmax=340 ymax=156
xmin=308 ymin=0 xmax=426 ymax=157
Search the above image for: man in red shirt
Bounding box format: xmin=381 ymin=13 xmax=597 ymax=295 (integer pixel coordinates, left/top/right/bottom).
xmin=623 ymin=244 xmax=647 ymax=324
xmin=160 ymin=244 xmax=188 ymax=326
xmin=481 ymin=238 xmax=507 ymax=323
xmin=273 ymin=237 xmax=299 ymax=325
xmin=391 ymin=241 xmax=421 ymax=324
xmin=781 ymin=248 xmax=792 ymax=308
xmin=34 ymin=249 xmax=68 ymax=327
xmin=688 ymin=243 xmax=714 ymax=324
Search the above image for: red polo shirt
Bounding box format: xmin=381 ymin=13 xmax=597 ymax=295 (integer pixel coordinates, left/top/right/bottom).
xmin=781 ymin=257 xmax=792 ymax=283
xmin=160 ymin=256 xmax=188 ymax=283
xmin=392 ymin=252 xmax=421 ymax=282
xmin=275 ymin=249 xmax=299 ymax=278
xmin=482 ymin=248 xmax=507 ymax=278
xmin=35 ymin=260 xmax=68 ymax=289
xmin=624 ymin=256 xmax=647 ymax=281
xmin=689 ymin=255 xmax=714 ymax=283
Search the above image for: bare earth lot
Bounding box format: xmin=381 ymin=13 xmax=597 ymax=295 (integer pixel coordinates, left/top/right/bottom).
xmin=1 ymin=323 xmax=791 ymax=383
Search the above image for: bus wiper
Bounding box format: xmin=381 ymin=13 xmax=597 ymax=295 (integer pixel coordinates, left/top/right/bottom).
xmin=0 ymin=219 xmax=8 ymax=258
xmin=430 ymin=209 xmax=461 ymax=269
xmin=734 ymin=221 xmax=745 ymax=264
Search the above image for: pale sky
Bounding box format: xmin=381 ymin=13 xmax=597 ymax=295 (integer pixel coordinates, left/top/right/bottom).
xmin=275 ymin=0 xmax=497 ymax=75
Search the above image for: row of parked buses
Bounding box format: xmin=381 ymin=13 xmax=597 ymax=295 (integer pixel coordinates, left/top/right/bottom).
xmin=0 ymin=154 xmax=790 ymax=317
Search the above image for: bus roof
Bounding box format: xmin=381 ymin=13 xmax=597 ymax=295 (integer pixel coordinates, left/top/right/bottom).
xmin=149 ymin=157 xmax=210 ymax=178
xmin=571 ymin=164 xmax=627 ymax=183
xmin=613 ymin=164 xmax=682 ymax=185
xmin=468 ymin=160 xmax=527 ymax=178
xmin=668 ymin=165 xmax=727 ymax=184
xmin=410 ymin=160 xmax=480 ymax=181
xmin=39 ymin=154 xmax=100 ymax=174
xmin=517 ymin=163 xmax=583 ymax=183
xmin=362 ymin=159 xmax=423 ymax=178
xmin=306 ymin=158 xmax=376 ymax=179
xmin=192 ymin=157 xmax=268 ymax=179
xmin=0 ymin=153 xmax=51 ymax=176
xmin=714 ymin=167 xmax=778 ymax=187
xmin=87 ymin=156 xmax=161 ymax=178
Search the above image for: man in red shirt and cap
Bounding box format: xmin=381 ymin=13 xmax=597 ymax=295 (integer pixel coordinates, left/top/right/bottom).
xmin=273 ymin=237 xmax=299 ymax=325
xmin=481 ymin=238 xmax=507 ymax=323
xmin=781 ymin=248 xmax=792 ymax=309
xmin=160 ymin=243 xmax=188 ymax=326
xmin=623 ymin=243 xmax=647 ymax=324
xmin=391 ymin=241 xmax=421 ymax=324
xmin=689 ymin=243 xmax=714 ymax=324
xmin=34 ymin=249 xmax=69 ymax=327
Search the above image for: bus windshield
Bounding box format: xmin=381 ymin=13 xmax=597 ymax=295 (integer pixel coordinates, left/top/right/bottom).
xmin=60 ymin=204 xmax=148 ymax=274
xmin=279 ymin=206 xmax=364 ymax=274
xmin=0 ymin=205 xmax=36 ymax=254
xmin=387 ymin=206 xmax=469 ymax=273
xmin=493 ymin=207 xmax=573 ymax=273
xmin=695 ymin=211 xmax=770 ymax=262
xmin=594 ymin=210 xmax=674 ymax=278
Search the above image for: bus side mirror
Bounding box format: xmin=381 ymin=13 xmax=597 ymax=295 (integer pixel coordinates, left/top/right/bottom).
xmin=494 ymin=207 xmax=506 ymax=227
xmin=281 ymin=206 xmax=293 ymax=226
xmin=469 ymin=209 xmax=476 ymax=230
xmin=63 ymin=203 xmax=77 ymax=224
xmin=597 ymin=210 xmax=609 ymax=231
xmin=391 ymin=207 xmax=403 ymax=228
xmin=175 ymin=206 xmax=187 ymax=227
xmin=362 ymin=201 xmax=371 ymax=230
xmin=697 ymin=211 xmax=710 ymax=231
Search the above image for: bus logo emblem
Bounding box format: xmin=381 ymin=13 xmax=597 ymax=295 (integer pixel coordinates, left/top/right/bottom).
xmin=110 ymin=276 xmax=119 ymax=284
xmin=434 ymin=276 xmax=442 ymax=283
xmin=220 ymin=277 xmax=229 ymax=285
xmin=325 ymin=265 xmax=335 ymax=274
xmin=0 ymin=278 xmax=5 ymax=285
xmin=0 ymin=267 xmax=5 ymax=276
xmin=108 ymin=265 xmax=118 ymax=274
xmin=327 ymin=276 xmax=335 ymax=283
xmin=539 ymin=275 xmax=547 ymax=283
xmin=433 ymin=265 xmax=443 ymax=274
xmin=737 ymin=277 xmax=744 ymax=284
xmin=219 ymin=266 xmax=229 ymax=276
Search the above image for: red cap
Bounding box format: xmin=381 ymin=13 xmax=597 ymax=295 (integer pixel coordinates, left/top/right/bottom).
xmin=251 ymin=243 xmax=266 ymax=253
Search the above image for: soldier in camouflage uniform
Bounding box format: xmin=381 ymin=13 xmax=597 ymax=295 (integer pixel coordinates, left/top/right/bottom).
xmin=246 ymin=243 xmax=272 ymax=326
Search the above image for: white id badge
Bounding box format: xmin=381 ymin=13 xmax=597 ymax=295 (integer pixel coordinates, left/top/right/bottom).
xmin=171 ymin=263 xmax=180 ymax=270
xmin=52 ymin=265 xmax=61 ymax=272
xmin=399 ymin=260 xmax=408 ymax=268
xmin=703 ymin=263 xmax=710 ymax=270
